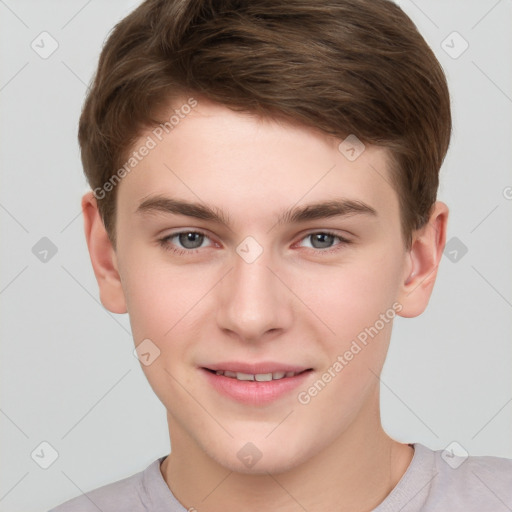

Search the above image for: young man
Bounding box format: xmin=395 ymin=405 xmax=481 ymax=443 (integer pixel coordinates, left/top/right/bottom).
xmin=50 ymin=0 xmax=512 ymax=510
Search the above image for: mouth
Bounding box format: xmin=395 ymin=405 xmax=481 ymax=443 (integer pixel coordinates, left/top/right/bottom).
xmin=200 ymin=364 xmax=314 ymax=405
xmin=203 ymin=368 xmax=311 ymax=381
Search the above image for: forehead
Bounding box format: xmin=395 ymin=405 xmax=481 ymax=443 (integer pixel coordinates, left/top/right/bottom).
xmin=116 ymin=98 xmax=399 ymax=227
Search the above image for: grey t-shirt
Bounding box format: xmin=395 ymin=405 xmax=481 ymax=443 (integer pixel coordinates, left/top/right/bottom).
xmin=48 ymin=442 xmax=512 ymax=511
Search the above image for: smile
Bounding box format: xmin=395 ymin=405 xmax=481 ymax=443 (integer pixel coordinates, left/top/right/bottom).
xmin=206 ymin=369 xmax=308 ymax=381
xmin=201 ymin=366 xmax=313 ymax=405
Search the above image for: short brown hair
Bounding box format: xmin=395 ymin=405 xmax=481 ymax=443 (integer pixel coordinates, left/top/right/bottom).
xmin=78 ymin=0 xmax=451 ymax=250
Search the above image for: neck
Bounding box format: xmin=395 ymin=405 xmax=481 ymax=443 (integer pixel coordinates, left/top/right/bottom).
xmin=160 ymin=387 xmax=414 ymax=512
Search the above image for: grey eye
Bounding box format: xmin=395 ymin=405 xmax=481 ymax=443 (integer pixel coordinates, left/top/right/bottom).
xmin=307 ymin=233 xmax=336 ymax=249
xmin=178 ymin=232 xmax=205 ymax=249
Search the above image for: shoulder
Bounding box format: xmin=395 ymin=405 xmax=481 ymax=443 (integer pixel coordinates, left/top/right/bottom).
xmin=48 ymin=457 xmax=165 ymax=512
xmin=427 ymin=443 xmax=512 ymax=508
xmin=376 ymin=443 xmax=512 ymax=512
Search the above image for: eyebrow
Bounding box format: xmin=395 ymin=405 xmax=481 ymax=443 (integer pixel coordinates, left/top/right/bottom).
xmin=135 ymin=195 xmax=377 ymax=227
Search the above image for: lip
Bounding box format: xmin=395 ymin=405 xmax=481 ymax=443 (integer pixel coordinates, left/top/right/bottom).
xmin=200 ymin=362 xmax=313 ymax=405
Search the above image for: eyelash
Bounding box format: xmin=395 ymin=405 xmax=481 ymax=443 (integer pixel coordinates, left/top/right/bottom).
xmin=157 ymin=229 xmax=352 ymax=256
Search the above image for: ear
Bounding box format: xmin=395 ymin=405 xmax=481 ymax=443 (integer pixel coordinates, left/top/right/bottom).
xmin=396 ymin=201 xmax=449 ymax=318
xmin=82 ymin=191 xmax=127 ymax=314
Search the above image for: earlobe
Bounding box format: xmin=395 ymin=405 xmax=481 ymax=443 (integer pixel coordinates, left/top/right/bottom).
xmin=82 ymin=191 xmax=127 ymax=314
xmin=396 ymin=201 xmax=449 ymax=318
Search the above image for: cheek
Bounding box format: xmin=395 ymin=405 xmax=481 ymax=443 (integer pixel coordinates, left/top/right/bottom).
xmin=120 ymin=257 xmax=205 ymax=405
xmin=291 ymin=259 xmax=401 ymax=425
xmin=118 ymin=246 xmax=185 ymax=343
xmin=119 ymin=247 xmax=213 ymax=364
xmin=296 ymin=252 xmax=401 ymax=342
xmin=291 ymin=248 xmax=404 ymax=405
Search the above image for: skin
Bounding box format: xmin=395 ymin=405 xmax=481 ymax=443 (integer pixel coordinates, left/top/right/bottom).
xmin=83 ymin=96 xmax=448 ymax=512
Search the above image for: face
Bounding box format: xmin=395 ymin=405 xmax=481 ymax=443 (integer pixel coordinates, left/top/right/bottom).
xmin=108 ymin=97 xmax=417 ymax=473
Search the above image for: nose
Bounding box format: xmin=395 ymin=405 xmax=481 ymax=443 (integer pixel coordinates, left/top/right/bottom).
xmin=215 ymin=242 xmax=293 ymax=343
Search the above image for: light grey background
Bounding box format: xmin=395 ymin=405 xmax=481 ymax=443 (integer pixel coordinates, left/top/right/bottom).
xmin=1 ymin=1 xmax=511 ymax=511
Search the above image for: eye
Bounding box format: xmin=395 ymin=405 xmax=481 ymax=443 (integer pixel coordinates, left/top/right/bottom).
xmin=158 ymin=230 xmax=214 ymax=255
xmin=297 ymin=231 xmax=351 ymax=253
xmin=158 ymin=229 xmax=352 ymax=257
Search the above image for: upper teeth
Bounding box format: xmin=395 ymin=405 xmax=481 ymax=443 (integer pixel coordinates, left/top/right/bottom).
xmin=215 ymin=370 xmax=300 ymax=381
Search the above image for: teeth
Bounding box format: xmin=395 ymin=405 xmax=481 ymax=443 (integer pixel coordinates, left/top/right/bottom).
xmin=213 ymin=370 xmax=302 ymax=381
xmin=255 ymin=373 xmax=273 ymax=382
xmin=236 ymin=372 xmax=255 ymax=381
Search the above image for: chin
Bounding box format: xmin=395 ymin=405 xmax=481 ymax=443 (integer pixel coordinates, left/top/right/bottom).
xmin=204 ymin=433 xmax=312 ymax=475
xmin=222 ymin=453 xmax=304 ymax=476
